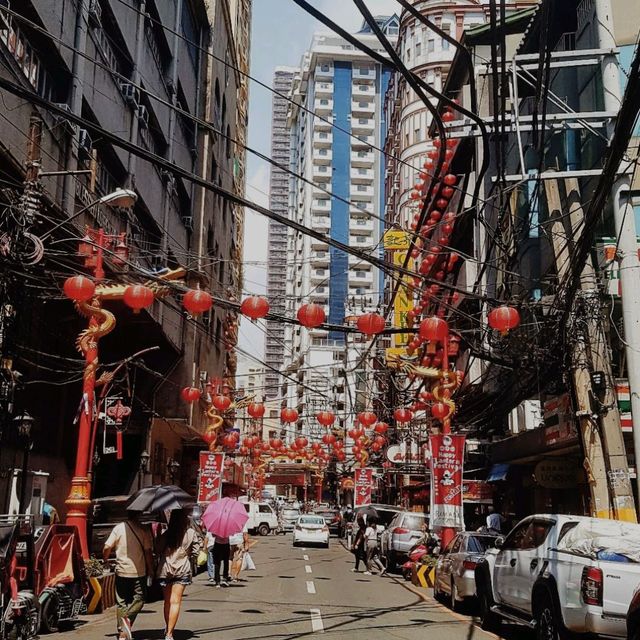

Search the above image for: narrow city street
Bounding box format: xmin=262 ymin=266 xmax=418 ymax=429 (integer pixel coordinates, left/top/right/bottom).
xmin=49 ymin=535 xmax=516 ymax=640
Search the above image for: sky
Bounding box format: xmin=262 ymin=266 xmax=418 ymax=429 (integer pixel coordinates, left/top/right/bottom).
xmin=238 ymin=0 xmax=398 ymax=365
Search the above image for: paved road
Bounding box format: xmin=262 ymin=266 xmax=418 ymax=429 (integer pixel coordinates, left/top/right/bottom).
xmin=51 ymin=535 xmax=516 ymax=639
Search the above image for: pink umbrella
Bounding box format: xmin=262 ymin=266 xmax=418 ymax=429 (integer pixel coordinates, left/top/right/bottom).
xmin=202 ymin=497 xmax=249 ymax=538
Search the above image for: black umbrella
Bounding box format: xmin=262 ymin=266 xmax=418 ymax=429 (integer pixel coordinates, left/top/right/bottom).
xmin=356 ymin=505 xmax=378 ymax=522
xmin=126 ymin=485 xmax=194 ymax=512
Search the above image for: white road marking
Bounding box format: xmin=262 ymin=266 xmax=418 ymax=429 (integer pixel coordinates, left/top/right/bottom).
xmin=306 ymin=580 xmax=316 ymax=594
xmin=305 ymin=565 xmax=312 ymax=573
xmin=303 ymin=554 xmax=309 ymax=561
xmin=302 ymin=547 xmax=307 ymax=551
xmin=309 ymin=608 xmax=324 ymax=633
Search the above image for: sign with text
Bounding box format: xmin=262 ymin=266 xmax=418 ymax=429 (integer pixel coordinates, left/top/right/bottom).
xmin=429 ymin=434 xmax=465 ymax=530
xmin=354 ymin=468 xmax=373 ymax=507
xmin=197 ymin=452 xmax=225 ymax=504
xmin=392 ymin=251 xmax=414 ymax=347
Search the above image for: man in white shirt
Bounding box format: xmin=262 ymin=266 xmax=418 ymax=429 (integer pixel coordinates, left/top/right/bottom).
xmin=103 ymin=512 xmax=153 ymax=640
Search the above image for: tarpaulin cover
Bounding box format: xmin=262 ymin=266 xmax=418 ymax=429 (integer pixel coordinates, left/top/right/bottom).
xmin=557 ymin=518 xmax=640 ymax=562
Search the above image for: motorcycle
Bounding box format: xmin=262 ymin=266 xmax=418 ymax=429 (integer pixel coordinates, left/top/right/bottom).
xmin=0 ymin=517 xmax=39 ymax=640
xmin=34 ymin=525 xmax=88 ymax=634
xmin=401 ymin=534 xmax=439 ymax=581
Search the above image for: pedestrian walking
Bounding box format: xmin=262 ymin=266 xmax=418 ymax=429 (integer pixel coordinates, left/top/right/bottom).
xmin=351 ymin=517 xmax=367 ymax=573
xmin=156 ymin=510 xmax=201 ymax=640
xmin=103 ymin=511 xmax=154 ymax=640
xmin=212 ymin=533 xmax=231 ymax=587
xmin=230 ymin=530 xmax=257 ymax=581
xmin=364 ymin=518 xmax=386 ymax=576
xmin=205 ymin=531 xmax=216 ymax=582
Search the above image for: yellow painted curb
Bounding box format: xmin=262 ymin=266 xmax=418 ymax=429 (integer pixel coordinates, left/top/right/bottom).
xmin=86 ymin=576 xmax=102 ymax=614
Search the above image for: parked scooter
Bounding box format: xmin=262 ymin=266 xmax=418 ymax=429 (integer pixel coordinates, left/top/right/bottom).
xmin=0 ymin=517 xmax=39 ymax=640
xmin=401 ymin=533 xmax=440 ymax=581
xmin=34 ymin=525 xmax=88 ymax=633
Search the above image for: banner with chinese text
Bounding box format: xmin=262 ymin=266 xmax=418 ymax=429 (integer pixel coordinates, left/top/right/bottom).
xmin=429 ymin=434 xmax=465 ymax=529
xmin=354 ymin=468 xmax=373 ymax=507
xmin=197 ymin=452 xmax=225 ymax=504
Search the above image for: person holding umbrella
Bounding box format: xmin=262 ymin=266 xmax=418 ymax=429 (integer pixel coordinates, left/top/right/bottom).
xmin=155 ymin=510 xmax=201 ymax=640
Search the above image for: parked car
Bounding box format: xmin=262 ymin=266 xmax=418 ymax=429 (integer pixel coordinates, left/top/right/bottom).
xmin=475 ymin=514 xmax=640 ymax=638
xmin=379 ymin=511 xmax=429 ymax=570
xmin=242 ymin=501 xmax=279 ymax=536
xmin=358 ymin=504 xmax=403 ymax=529
xmin=434 ymin=531 xmax=499 ymax=611
xmin=292 ymin=515 xmax=330 ymax=548
xmin=280 ymin=508 xmax=301 ymax=532
xmin=314 ymin=508 xmax=342 ymax=536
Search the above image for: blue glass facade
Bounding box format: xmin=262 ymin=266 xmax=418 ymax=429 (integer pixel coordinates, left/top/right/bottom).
xmin=329 ymin=61 xmax=352 ymax=341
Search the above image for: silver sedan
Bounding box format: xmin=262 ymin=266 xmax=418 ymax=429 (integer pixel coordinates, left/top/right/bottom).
xmin=434 ymin=532 xmax=499 ymax=611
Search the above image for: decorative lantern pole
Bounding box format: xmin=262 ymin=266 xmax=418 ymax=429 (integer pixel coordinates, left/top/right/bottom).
xmin=63 ymin=265 xmax=185 ymax=558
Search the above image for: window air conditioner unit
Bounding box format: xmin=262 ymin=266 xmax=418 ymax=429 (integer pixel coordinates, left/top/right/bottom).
xmin=137 ymin=105 xmax=149 ymax=129
xmin=182 ymin=216 xmax=194 ymax=231
xmin=78 ymin=129 xmax=93 ymax=159
xmin=88 ymin=0 xmax=102 ymax=26
xmin=118 ymin=82 xmax=139 ymax=107
xmin=52 ymin=103 xmax=76 ymax=134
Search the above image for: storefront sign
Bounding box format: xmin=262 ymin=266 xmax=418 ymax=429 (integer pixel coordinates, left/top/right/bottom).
xmin=616 ymin=380 xmax=632 ymax=432
xmin=462 ymin=480 xmax=493 ymax=503
xmin=340 ymin=477 xmax=355 ymax=490
xmin=534 ymin=459 xmax=577 ymax=489
xmin=265 ymin=473 xmax=306 ymax=487
xmin=197 ymin=452 xmax=225 ymax=504
xmin=429 ymin=434 xmax=465 ymax=530
xmin=392 ymin=251 xmax=414 ymax=347
xmin=354 ymin=468 xmax=373 ymax=507
xmin=383 ymin=230 xmax=410 ymax=250
xmin=385 ymin=442 xmax=430 ymax=464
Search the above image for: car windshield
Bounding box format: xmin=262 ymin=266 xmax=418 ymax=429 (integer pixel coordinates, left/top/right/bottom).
xmin=300 ymin=517 xmax=324 ymax=525
xmin=283 ymin=510 xmax=300 ymax=517
xmin=467 ymin=535 xmax=498 ymax=552
xmin=403 ymin=514 xmax=428 ymax=531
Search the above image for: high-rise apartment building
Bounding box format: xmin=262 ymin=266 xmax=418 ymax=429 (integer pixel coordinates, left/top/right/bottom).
xmin=265 ymin=67 xmax=297 ymax=398
xmin=281 ymin=17 xmax=399 ymax=432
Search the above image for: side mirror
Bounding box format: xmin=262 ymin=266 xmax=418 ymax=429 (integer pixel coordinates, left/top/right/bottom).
xmin=494 ymin=536 xmax=505 ymax=549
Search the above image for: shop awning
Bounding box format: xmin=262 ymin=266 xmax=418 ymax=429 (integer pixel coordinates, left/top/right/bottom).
xmin=487 ymin=463 xmax=510 ymax=482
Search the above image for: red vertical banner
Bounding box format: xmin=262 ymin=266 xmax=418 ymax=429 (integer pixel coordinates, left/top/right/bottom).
xmin=197 ymin=452 xmax=225 ymax=504
xmin=429 ymin=434 xmax=465 ymax=530
xmin=354 ymin=468 xmax=373 ymax=507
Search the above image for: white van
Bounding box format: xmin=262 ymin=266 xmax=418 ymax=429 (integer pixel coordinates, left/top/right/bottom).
xmin=242 ymin=501 xmax=278 ymax=536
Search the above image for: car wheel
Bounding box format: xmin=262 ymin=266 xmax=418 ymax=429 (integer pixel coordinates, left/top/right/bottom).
xmin=477 ymin=581 xmax=499 ymax=632
xmin=450 ymin=578 xmax=461 ymax=612
xmin=534 ymin=591 xmax=567 ymax=640
xmin=40 ymin=594 xmax=60 ymax=634
xmin=258 ymin=523 xmax=270 ymax=536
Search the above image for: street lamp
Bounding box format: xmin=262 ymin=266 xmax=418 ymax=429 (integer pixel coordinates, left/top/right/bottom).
xmin=139 ymin=450 xmax=150 ymax=491
xmin=42 ymin=188 xmax=138 ymax=241
xmin=13 ymin=412 xmax=34 ymax=514
xmin=167 ymin=458 xmax=180 ymax=484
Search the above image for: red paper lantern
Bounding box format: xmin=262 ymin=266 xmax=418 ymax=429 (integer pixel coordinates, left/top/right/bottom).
xmin=123 ymin=284 xmax=154 ymax=313
xmin=374 ymin=422 xmax=389 ymax=434
xmin=357 ymin=411 xmax=377 ymax=427
xmin=239 ymin=446 xmax=249 ymax=456
xmin=488 ymin=305 xmax=521 ymax=335
xmin=212 ymin=395 xmax=232 ymax=411
xmin=295 ymin=436 xmax=308 ymax=449
xmin=443 ymin=174 xmax=457 ymax=186
xmin=431 ymin=402 xmax=450 ymax=419
xmin=322 ymin=433 xmax=337 ymax=445
xmin=202 ymin=428 xmax=216 ymax=446
xmin=356 ymin=313 xmax=385 ymax=336
xmin=394 ymin=408 xmax=414 ymax=423
xmin=63 ymin=275 xmax=95 ymax=302
xmin=316 ymin=410 xmax=335 ymax=426
xmin=183 ymin=289 xmax=213 ymax=315
xmin=240 ymin=296 xmax=270 ymax=320
xmin=181 ymin=386 xmax=201 ymax=403
xmin=297 ymin=303 xmax=326 ymax=328
xmin=280 ymin=407 xmax=299 ymax=423
xmin=247 ymin=402 xmax=265 ymax=419
xmin=419 ymin=316 xmax=449 ymax=344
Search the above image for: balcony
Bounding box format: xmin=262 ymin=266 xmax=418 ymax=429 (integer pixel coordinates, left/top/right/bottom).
xmin=350 ymin=218 xmax=375 ymax=234
xmin=311 ymin=250 xmax=330 ymax=266
xmin=352 ymin=117 xmax=375 ymax=134
xmin=351 ymin=150 xmax=375 ymax=167
xmin=312 ymin=215 xmax=330 ymax=231
xmin=350 ymin=184 xmax=375 ymax=200
xmin=353 ymin=67 xmax=375 ymax=80
xmin=351 ymin=167 xmax=374 ymax=183
xmin=311 ymin=198 xmax=330 ymax=212
xmin=352 ymin=83 xmax=374 ymax=98
xmin=312 ymin=147 xmax=332 ymax=164
xmin=314 ymin=98 xmax=333 ymax=114
xmin=315 ymin=81 xmax=334 ymax=95
xmin=351 ymin=135 xmax=375 ymax=148
xmin=311 ymin=268 xmax=329 ymax=283
xmin=316 ymin=65 xmax=334 ymax=77
xmin=351 ymin=100 xmax=375 ymax=116
xmin=350 ymin=202 xmax=374 ymax=216
xmin=311 ymin=237 xmax=329 ymax=251
xmin=350 ymin=235 xmax=375 ymax=248
xmin=313 ymin=130 xmax=332 ymax=147
xmin=309 ymin=290 xmax=329 ymax=304
xmin=312 ymin=164 xmax=331 ymax=180
xmin=349 ymin=270 xmax=374 ymax=284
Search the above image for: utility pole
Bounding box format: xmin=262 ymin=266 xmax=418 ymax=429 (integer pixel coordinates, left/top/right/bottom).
xmin=594 ymin=0 xmax=640 ymax=502
xmin=545 ymin=177 xmax=635 ymax=521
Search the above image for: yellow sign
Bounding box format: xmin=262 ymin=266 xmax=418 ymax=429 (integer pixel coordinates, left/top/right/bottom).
xmin=383 ymin=229 xmax=410 ymax=250
xmin=393 ymin=251 xmax=414 ymax=347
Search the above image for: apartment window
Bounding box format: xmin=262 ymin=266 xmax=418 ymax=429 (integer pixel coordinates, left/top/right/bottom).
xmin=358 ymin=118 xmax=368 ymax=124
xmin=318 ymin=149 xmax=328 ymax=156
xmin=358 ymin=101 xmax=369 ymax=107
xmin=415 ymin=42 xmax=421 ymax=57
xmin=320 ymin=99 xmax=329 ymax=105
xmin=358 ymin=168 xmax=367 ymax=175
xmin=319 ymin=132 xmax=328 ymax=139
xmin=181 ymin=1 xmax=200 ymax=71
xmin=321 ymin=64 xmax=330 ymax=72
xmin=356 ymin=237 xmax=366 ymax=243
xmin=318 ymin=166 xmax=328 ymax=173
xmin=358 ymin=84 xmax=369 ymax=91
xmin=427 ymin=39 xmax=435 ymax=53
xmin=315 ymin=269 xmax=325 ymax=275
xmin=355 ymin=270 xmax=367 ymax=277
xmin=358 ymin=67 xmax=371 ymax=75
xmin=406 ymin=48 xmax=411 ymax=61
xmin=356 ymin=185 xmax=368 ymax=192
xmin=442 ymin=24 xmax=451 ymax=50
